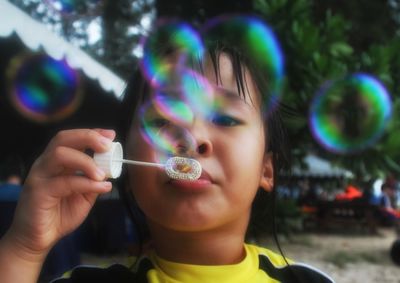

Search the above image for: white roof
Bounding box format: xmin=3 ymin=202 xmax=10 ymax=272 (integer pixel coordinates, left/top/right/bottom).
xmin=0 ymin=0 xmax=126 ymax=99
xmin=291 ymin=154 xmax=353 ymax=178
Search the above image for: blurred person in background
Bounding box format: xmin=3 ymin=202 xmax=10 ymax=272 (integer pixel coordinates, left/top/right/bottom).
xmin=0 ymin=154 xmax=24 ymax=201
xmin=379 ymin=182 xmax=400 ymax=226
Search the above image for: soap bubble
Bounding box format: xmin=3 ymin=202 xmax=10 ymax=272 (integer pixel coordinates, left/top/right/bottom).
xmin=179 ymin=69 xmax=214 ymax=119
xmin=152 ymin=89 xmax=195 ymax=126
xmin=140 ymin=68 xmax=216 ymax=160
xmin=202 ymin=15 xmax=284 ymax=116
xmin=140 ymin=19 xmax=204 ymax=89
xmin=150 ymin=68 xmax=214 ymax=121
xmin=7 ymin=53 xmax=82 ymax=123
xmin=309 ymin=73 xmax=392 ymax=154
xmin=136 ymin=15 xmax=285 ymax=162
xmin=139 ymin=101 xmax=198 ymax=159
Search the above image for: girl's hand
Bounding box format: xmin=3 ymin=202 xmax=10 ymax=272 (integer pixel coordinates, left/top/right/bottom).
xmin=6 ymin=128 xmax=115 ymax=258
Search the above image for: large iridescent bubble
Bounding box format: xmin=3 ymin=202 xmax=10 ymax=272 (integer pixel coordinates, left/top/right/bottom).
xmin=151 ymin=68 xmax=214 ymax=120
xmin=152 ymin=89 xmax=195 ymax=126
xmin=139 ymin=101 xmax=197 ymax=161
xmin=202 ymin=15 xmax=284 ymax=116
xmin=140 ymin=20 xmax=204 ymax=89
xmin=137 ymin=67 xmax=216 ymax=160
xmin=7 ymin=53 xmax=82 ymax=123
xmin=309 ymin=73 xmax=392 ymax=154
xmin=179 ymin=69 xmax=214 ymax=119
xmin=137 ymin=15 xmax=284 ymax=160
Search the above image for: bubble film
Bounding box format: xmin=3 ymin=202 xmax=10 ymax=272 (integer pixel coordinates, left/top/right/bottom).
xmin=139 ymin=102 xmax=197 ymax=157
xmin=152 ymin=90 xmax=194 ymax=125
xmin=140 ymin=20 xmax=204 ymax=88
xmin=309 ymin=74 xmax=392 ymax=154
xmin=202 ymin=15 xmax=284 ymax=115
xmin=150 ymin=68 xmax=215 ymax=120
xmin=46 ymin=0 xmax=102 ymax=16
xmin=7 ymin=53 xmax=81 ymax=123
xmin=180 ymin=69 xmax=214 ymax=119
xmin=136 ymin=15 xmax=284 ymax=164
xmin=140 ymin=69 xmax=214 ymax=159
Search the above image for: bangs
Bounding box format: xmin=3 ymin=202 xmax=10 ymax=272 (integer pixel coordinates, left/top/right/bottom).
xmin=186 ymin=45 xmax=257 ymax=108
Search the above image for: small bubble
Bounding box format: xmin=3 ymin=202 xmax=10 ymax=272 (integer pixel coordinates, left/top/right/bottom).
xmin=7 ymin=53 xmax=82 ymax=123
xmin=309 ymin=74 xmax=392 ymax=154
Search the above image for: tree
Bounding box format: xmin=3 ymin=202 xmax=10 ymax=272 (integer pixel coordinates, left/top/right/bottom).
xmin=11 ymin=0 xmax=155 ymax=79
xmin=254 ymin=0 xmax=400 ymax=179
xmin=10 ymin=0 xmax=400 ymax=179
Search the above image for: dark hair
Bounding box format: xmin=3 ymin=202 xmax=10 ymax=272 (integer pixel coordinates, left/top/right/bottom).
xmin=116 ymin=21 xmax=290 ymax=256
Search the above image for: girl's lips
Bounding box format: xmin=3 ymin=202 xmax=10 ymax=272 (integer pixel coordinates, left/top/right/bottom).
xmin=167 ymin=170 xmax=213 ymax=191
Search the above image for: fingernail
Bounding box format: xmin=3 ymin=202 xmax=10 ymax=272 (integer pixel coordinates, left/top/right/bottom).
xmin=101 ymin=129 xmax=115 ymax=137
xmin=102 ymin=181 xmax=112 ymax=190
xmin=96 ymin=168 xmax=106 ymax=180
xmin=99 ymin=136 xmax=112 ymax=149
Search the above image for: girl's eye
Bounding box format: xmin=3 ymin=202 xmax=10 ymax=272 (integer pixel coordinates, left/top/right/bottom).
xmin=146 ymin=118 xmax=170 ymax=128
xmin=211 ymin=114 xmax=241 ymax=127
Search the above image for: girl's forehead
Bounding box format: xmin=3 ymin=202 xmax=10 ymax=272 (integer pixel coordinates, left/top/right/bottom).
xmin=202 ymin=52 xmax=261 ymax=107
xmin=140 ymin=51 xmax=262 ymax=110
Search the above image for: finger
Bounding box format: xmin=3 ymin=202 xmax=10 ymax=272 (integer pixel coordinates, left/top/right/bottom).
xmin=44 ymin=175 xmax=112 ymax=199
xmin=47 ymin=129 xmax=115 ymax=154
xmin=39 ymin=146 xmax=106 ymax=180
xmin=93 ymin=128 xmax=116 ymax=140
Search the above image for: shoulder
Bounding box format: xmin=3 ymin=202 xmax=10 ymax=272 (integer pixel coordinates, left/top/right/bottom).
xmin=246 ymin=244 xmax=336 ymax=283
xmin=50 ymin=257 xmax=155 ymax=283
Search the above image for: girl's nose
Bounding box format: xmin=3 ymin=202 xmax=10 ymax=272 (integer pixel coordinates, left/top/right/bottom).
xmin=196 ymin=139 xmax=212 ymax=156
xmin=191 ymin=118 xmax=213 ymax=157
xmin=174 ymin=118 xmax=213 ymax=157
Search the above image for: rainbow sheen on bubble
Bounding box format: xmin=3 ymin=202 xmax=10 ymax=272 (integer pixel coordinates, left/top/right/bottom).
xmin=137 ymin=15 xmax=285 ymax=161
xmin=7 ymin=53 xmax=81 ymax=123
xmin=140 ymin=20 xmax=204 ymax=88
xmin=46 ymin=0 xmax=102 ymax=16
xmin=180 ymin=69 xmax=214 ymax=119
xmin=202 ymin=15 xmax=284 ymax=115
xmin=139 ymin=102 xmax=197 ymax=158
xmin=309 ymin=73 xmax=392 ymax=154
xmin=139 ymin=69 xmax=214 ymax=160
xmin=152 ymin=90 xmax=194 ymax=125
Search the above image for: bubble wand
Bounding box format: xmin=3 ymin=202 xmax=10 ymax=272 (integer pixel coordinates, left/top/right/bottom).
xmin=93 ymin=142 xmax=202 ymax=180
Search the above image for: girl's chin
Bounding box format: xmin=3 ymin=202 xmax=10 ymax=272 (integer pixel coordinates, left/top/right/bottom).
xmin=167 ymin=178 xmax=213 ymax=192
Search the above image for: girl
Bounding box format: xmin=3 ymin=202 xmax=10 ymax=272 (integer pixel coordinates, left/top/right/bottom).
xmin=0 ymin=15 xmax=335 ymax=283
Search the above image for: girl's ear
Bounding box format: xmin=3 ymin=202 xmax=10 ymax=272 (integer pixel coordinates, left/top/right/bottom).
xmin=259 ymin=152 xmax=274 ymax=192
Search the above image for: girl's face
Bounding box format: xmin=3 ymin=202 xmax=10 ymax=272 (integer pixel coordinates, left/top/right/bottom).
xmin=126 ymin=53 xmax=273 ymax=233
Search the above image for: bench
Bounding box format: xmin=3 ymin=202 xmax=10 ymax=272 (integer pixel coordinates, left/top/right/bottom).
xmin=303 ymin=200 xmax=380 ymax=233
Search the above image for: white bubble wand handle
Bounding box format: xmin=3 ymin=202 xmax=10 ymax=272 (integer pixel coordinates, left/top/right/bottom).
xmin=94 ymin=142 xmax=201 ymax=180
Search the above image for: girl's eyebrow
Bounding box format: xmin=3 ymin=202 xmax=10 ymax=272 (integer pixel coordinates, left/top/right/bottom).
xmin=214 ymin=85 xmax=243 ymax=101
xmin=213 ymin=85 xmax=254 ymax=109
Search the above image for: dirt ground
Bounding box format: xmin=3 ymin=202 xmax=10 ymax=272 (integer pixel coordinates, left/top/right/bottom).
xmin=255 ymin=228 xmax=400 ymax=283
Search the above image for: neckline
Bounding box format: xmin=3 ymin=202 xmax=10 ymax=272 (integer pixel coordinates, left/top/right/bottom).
xmin=150 ymin=244 xmax=258 ymax=283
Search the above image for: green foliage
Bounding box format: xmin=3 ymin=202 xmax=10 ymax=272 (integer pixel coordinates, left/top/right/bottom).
xmin=254 ymin=0 xmax=400 ymax=179
xmin=14 ymin=0 xmax=400 ymax=178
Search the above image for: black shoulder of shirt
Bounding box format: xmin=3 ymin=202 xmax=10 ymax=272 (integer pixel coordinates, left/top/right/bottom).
xmin=51 ymin=255 xmax=335 ymax=283
xmin=50 ymin=258 xmax=154 ymax=283
xmin=259 ymin=254 xmax=335 ymax=283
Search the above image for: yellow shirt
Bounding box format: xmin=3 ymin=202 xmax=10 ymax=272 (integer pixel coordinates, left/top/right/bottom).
xmin=146 ymin=244 xmax=287 ymax=283
xmin=53 ymin=244 xmax=335 ymax=283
